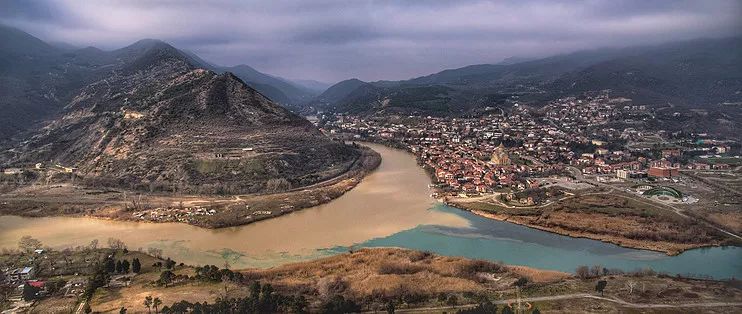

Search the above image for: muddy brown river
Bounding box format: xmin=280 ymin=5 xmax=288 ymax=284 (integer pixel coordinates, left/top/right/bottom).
xmin=0 ymin=143 xmax=468 ymax=268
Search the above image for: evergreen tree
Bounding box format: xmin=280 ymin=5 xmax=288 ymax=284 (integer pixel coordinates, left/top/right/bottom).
xmin=122 ymin=259 xmax=131 ymax=273
xmin=116 ymin=260 xmax=123 ymax=273
xmin=132 ymin=258 xmax=142 ymax=273
xmin=105 ymin=258 xmax=116 ymax=273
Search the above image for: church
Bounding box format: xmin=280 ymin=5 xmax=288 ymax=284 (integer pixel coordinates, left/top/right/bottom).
xmin=490 ymin=143 xmax=511 ymax=166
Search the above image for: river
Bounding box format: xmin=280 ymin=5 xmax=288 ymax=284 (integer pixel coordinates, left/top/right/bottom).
xmin=0 ymin=143 xmax=740 ymax=278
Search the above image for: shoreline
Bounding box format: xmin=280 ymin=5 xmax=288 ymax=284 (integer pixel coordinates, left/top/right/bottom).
xmin=446 ymin=201 xmax=726 ymax=256
xmin=0 ymin=145 xmax=382 ymax=229
xmin=348 ymin=136 xmax=734 ymax=257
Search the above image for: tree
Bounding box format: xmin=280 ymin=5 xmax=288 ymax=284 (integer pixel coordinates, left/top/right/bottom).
xmin=165 ymin=258 xmax=176 ymax=269
xmin=88 ymin=239 xmax=99 ymax=250
xmin=132 ymin=258 xmax=142 ymax=273
xmin=22 ymin=283 xmax=40 ymax=301
xmin=385 ymin=299 xmax=396 ymax=314
xmin=144 ymin=295 xmax=153 ymax=314
xmin=320 ymin=295 xmax=361 ymax=314
xmin=108 ymin=238 xmax=127 ymax=250
xmin=105 ymin=258 xmax=116 ymax=274
xmin=590 ymin=265 xmax=603 ymax=278
xmin=291 ymin=295 xmax=308 ymax=313
xmin=122 ymin=260 xmax=131 ymax=273
xmin=446 ymin=295 xmax=459 ymax=308
xmin=626 ymin=281 xmax=637 ymax=295
xmin=147 ymin=247 xmax=163 ymax=259
xmin=159 ymin=270 xmax=174 ymax=287
xmin=153 ymin=297 xmax=162 ymax=314
xmin=575 ymin=265 xmax=590 ymax=279
xmin=514 ymin=277 xmax=529 ymax=287
xmin=116 ymin=260 xmax=123 ymax=273
xmin=596 ymin=280 xmax=608 ymax=296
xmin=18 ymin=236 xmax=42 ymax=253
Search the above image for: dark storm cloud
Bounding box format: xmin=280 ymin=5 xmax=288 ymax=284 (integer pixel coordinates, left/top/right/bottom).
xmin=1 ymin=0 xmax=740 ymax=82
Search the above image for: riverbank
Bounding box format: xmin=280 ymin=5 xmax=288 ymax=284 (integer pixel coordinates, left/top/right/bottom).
xmin=339 ymin=136 xmax=738 ymax=256
xmin=6 ymin=246 xmax=740 ymax=313
xmin=0 ymin=145 xmax=381 ymax=229
xmin=446 ymin=192 xmax=735 ymax=256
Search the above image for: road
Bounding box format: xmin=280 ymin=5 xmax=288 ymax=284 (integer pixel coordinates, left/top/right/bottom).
xmin=566 ymin=166 xmax=742 ymax=241
xmin=386 ymin=293 xmax=742 ymax=313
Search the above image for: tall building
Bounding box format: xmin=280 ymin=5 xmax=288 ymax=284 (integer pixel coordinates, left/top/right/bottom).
xmin=491 ymin=143 xmax=511 ymax=166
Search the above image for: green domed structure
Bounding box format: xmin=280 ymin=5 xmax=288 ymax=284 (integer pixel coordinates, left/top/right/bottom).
xmin=643 ymin=186 xmax=682 ymax=198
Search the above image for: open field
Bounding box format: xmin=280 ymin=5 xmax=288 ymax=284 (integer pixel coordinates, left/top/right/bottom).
xmin=0 ymin=146 xmax=380 ymax=228
xmin=450 ymin=189 xmax=736 ymax=255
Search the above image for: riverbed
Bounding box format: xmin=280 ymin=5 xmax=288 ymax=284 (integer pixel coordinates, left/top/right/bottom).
xmin=1 ymin=143 xmax=740 ymax=278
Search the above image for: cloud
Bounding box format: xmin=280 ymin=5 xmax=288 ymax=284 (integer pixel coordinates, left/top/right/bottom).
xmin=2 ymin=0 xmax=740 ymax=82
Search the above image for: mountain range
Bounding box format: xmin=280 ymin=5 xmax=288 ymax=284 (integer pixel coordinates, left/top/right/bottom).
xmin=0 ymin=25 xmax=324 ymax=139
xmin=0 ymin=25 xmax=360 ymax=194
xmin=313 ymin=37 xmax=742 ymax=115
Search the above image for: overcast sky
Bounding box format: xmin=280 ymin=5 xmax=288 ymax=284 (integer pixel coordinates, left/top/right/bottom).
xmin=1 ymin=0 xmax=741 ymax=82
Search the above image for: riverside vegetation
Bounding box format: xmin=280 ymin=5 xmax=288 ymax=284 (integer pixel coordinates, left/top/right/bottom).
xmin=2 ymin=238 xmax=740 ymax=313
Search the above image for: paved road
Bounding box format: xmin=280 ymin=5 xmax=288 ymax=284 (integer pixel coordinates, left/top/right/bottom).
xmin=566 ymin=166 xmax=742 ymax=241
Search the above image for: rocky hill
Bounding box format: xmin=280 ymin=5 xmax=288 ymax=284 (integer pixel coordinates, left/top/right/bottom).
xmin=10 ymin=42 xmax=361 ymax=194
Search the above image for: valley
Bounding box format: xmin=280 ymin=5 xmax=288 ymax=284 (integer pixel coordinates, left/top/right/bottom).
xmin=1 ymin=5 xmax=741 ymax=312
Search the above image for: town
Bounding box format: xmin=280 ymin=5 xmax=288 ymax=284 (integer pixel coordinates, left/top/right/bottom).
xmin=320 ymin=92 xmax=741 ymax=254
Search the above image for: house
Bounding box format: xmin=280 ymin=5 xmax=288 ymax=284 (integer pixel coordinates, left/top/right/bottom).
xmin=7 ymin=267 xmax=35 ymax=281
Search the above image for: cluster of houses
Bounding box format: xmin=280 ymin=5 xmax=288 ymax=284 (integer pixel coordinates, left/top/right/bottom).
xmin=323 ymin=93 xmax=736 ymax=197
xmin=133 ymin=206 xmax=218 ymax=223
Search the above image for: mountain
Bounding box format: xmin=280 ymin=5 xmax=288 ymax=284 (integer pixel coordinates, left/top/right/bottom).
xmin=314 ymin=79 xmax=370 ymax=105
xmin=549 ymin=37 xmax=742 ymax=105
xmin=9 ymin=42 xmax=361 ymax=194
xmin=0 ymin=25 xmax=317 ymax=140
xmin=290 ymin=79 xmax=333 ymax=94
xmin=216 ymin=64 xmax=316 ymax=105
xmin=319 ymin=37 xmax=742 ymax=115
xmin=0 ymin=25 xmax=105 ymax=139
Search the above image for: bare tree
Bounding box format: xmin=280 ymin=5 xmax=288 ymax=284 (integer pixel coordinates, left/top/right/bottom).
xmin=626 ymin=281 xmax=637 ymax=295
xmin=147 ymin=247 xmax=163 ymax=259
xmin=18 ymin=236 xmax=42 ymax=253
xmin=108 ymin=238 xmax=127 ymax=250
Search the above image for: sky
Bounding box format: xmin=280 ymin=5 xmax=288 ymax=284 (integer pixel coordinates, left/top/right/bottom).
xmin=1 ymin=0 xmax=741 ymax=83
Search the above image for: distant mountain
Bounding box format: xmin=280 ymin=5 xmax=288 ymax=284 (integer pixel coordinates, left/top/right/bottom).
xmin=216 ymin=64 xmax=316 ymax=105
xmin=0 ymin=25 xmax=106 ymax=139
xmin=290 ymin=79 xmax=333 ymax=94
xmin=8 ymin=41 xmax=361 ymax=194
xmin=319 ymin=37 xmax=742 ymax=115
xmin=549 ymin=37 xmax=742 ymax=105
xmin=314 ymin=79 xmax=370 ymax=105
xmin=496 ymin=56 xmax=537 ymax=65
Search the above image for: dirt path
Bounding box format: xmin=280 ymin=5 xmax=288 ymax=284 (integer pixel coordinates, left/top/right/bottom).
xmin=386 ymin=293 xmax=742 ymax=313
xmin=566 ymin=166 xmax=742 ymax=241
